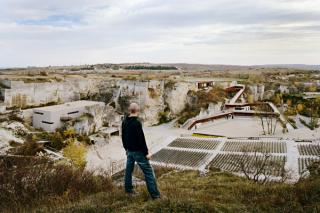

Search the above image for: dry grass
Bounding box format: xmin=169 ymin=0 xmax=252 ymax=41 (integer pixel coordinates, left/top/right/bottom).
xmin=1 ymin=151 xmax=320 ymax=212
xmin=0 ymin=157 xmax=113 ymax=212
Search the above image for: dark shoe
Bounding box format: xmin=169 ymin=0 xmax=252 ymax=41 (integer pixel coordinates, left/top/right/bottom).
xmin=152 ymin=195 xmax=167 ymax=200
xmin=152 ymin=196 xmax=162 ymax=200
xmin=126 ymin=191 xmax=138 ymax=197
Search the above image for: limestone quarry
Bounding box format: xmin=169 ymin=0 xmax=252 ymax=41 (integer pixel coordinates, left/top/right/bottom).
xmin=0 ymin=73 xmax=213 ymax=127
xmin=0 ymin=65 xmax=319 ymax=182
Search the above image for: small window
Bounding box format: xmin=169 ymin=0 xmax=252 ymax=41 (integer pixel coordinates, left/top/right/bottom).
xmin=67 ymin=111 xmax=79 ymax=115
xmin=35 ymin=111 xmax=44 ymax=115
xmin=42 ymin=121 xmax=54 ymax=124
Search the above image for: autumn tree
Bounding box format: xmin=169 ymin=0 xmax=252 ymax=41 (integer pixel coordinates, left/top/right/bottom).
xmin=272 ymin=93 xmax=282 ymax=106
xmin=296 ymin=103 xmax=305 ymax=113
xmin=308 ymin=84 xmax=317 ymax=92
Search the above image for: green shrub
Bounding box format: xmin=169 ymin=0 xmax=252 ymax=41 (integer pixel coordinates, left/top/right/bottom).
xmin=158 ymin=111 xmax=171 ymax=124
xmin=77 ymin=134 xmax=91 ymax=145
xmin=299 ymin=118 xmax=319 ymax=130
xmin=123 ymin=65 xmax=177 ymax=70
xmin=50 ymin=131 xmax=64 ymax=150
xmin=177 ymin=86 xmax=227 ymax=125
xmin=178 ymin=107 xmax=200 ymax=125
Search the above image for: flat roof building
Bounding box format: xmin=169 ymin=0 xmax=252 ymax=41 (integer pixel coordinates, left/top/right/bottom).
xmin=32 ymin=100 xmax=105 ymax=132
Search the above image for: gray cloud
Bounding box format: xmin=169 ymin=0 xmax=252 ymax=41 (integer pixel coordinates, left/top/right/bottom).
xmin=0 ymin=0 xmax=320 ymax=67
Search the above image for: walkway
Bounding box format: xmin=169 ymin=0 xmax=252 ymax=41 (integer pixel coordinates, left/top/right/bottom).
xmin=182 ymin=84 xmax=293 ymax=131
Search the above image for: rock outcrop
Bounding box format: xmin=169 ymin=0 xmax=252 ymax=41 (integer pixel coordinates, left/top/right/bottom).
xmin=1 ymin=79 xmax=100 ymax=108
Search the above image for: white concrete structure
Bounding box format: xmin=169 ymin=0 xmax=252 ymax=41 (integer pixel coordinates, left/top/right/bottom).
xmin=279 ymin=85 xmax=289 ymax=94
xmin=32 ymin=100 xmax=105 ymax=132
xmin=250 ymin=84 xmax=265 ymax=101
xmin=0 ymin=103 xmax=6 ymax=114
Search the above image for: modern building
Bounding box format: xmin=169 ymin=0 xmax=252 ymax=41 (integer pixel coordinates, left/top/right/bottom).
xmin=279 ymin=85 xmax=289 ymax=94
xmin=32 ymin=100 xmax=105 ymax=132
xmin=249 ymin=84 xmax=265 ymax=101
xmin=197 ymin=81 xmax=214 ymax=89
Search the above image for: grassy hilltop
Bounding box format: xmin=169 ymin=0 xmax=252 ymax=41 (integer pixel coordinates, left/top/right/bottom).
xmin=1 ymin=158 xmax=320 ymax=213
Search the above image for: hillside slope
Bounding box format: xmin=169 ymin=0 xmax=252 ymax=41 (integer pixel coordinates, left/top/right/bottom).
xmin=1 ymin=152 xmax=320 ymax=213
xmin=33 ymin=168 xmax=320 ymax=213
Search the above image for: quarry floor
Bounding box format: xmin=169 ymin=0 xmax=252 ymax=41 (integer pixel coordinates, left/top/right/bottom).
xmin=85 ymin=120 xmax=188 ymax=174
xmin=85 ymin=116 xmax=320 ymax=179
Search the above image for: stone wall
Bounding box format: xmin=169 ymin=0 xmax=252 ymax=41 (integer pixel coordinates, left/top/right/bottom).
xmin=2 ymin=80 xmax=100 ymax=108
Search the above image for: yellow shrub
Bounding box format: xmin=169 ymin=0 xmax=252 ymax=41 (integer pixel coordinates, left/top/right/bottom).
xmin=63 ymin=141 xmax=87 ymax=168
xmin=63 ymin=128 xmax=76 ymax=138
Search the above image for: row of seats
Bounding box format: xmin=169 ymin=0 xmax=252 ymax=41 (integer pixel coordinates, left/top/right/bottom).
xmin=226 ymin=139 xmax=284 ymax=143
xmin=151 ymin=149 xmax=210 ymax=168
xmin=298 ymin=145 xmax=320 ymax=156
xmin=222 ymin=142 xmax=287 ymax=153
xmin=298 ymin=158 xmax=320 ymax=174
xmin=168 ymin=138 xmax=220 ymax=150
xmin=209 ymin=153 xmax=286 ymax=177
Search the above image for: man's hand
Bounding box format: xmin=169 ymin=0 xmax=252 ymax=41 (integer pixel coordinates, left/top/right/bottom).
xmin=146 ymin=153 xmax=152 ymax=160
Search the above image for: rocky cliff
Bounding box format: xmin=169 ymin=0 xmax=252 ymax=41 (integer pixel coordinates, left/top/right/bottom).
xmin=1 ymin=78 xmax=198 ymax=127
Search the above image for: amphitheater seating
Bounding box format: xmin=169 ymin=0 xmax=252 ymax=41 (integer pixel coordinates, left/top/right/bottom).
xmin=148 ymin=136 xmax=320 ymax=177
xmin=168 ymin=138 xmax=220 ymax=150
xmin=151 ymin=149 xmax=210 ymax=168
xmin=298 ymin=144 xmax=320 ymax=156
xmin=222 ymin=141 xmax=286 ymax=153
xmin=209 ymin=153 xmax=286 ymax=176
xmin=298 ymin=157 xmax=320 ymax=174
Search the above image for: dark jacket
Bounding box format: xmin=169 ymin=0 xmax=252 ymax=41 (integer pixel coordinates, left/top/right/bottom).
xmin=121 ymin=116 xmax=148 ymax=155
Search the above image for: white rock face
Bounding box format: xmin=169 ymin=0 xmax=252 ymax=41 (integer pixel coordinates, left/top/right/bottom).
xmin=0 ymin=125 xmax=24 ymax=154
xmin=116 ymin=80 xmax=166 ymax=126
xmin=165 ymin=82 xmax=197 ymax=115
xmin=73 ymin=104 xmax=106 ymax=135
xmin=103 ymin=106 xmax=122 ymax=127
xmin=198 ymin=103 xmax=222 ymax=118
xmin=115 ymin=80 xmax=198 ymax=126
xmin=2 ymin=78 xmax=199 ymax=127
xmin=3 ymin=79 xmax=99 ymax=108
xmin=143 ymin=81 xmax=166 ymax=126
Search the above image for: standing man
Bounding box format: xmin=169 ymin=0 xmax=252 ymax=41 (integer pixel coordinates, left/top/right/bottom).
xmin=121 ymin=103 xmax=161 ymax=199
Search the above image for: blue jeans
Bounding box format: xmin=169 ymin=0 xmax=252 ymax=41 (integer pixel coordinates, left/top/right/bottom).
xmin=125 ymin=151 xmax=160 ymax=199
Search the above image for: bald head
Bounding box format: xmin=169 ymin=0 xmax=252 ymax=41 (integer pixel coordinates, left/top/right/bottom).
xmin=129 ymin=102 xmax=140 ymax=115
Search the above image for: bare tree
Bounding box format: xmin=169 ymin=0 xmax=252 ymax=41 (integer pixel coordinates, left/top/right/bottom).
xmin=309 ymin=98 xmax=320 ymax=130
xmin=255 ymin=105 xmax=279 ymax=135
xmin=230 ymin=144 xmax=288 ymax=183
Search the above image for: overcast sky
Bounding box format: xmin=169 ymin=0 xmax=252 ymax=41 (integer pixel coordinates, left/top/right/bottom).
xmin=1 ymin=0 xmax=320 ymax=67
